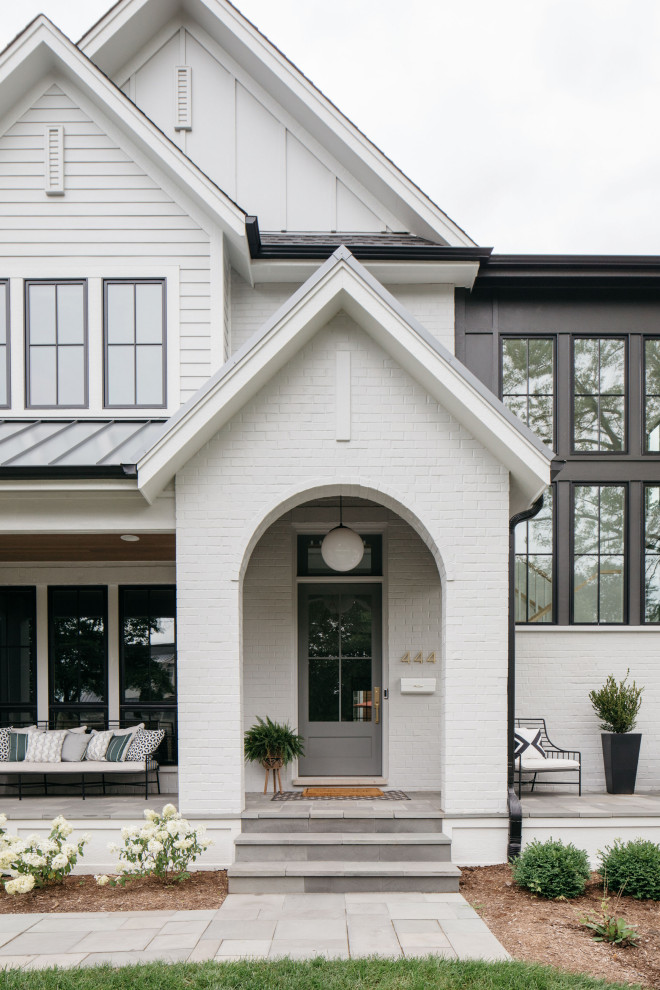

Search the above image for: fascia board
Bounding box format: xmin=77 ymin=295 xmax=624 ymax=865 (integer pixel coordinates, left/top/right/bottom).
xmin=0 ymin=19 xmax=251 ymax=273
xmin=251 ymin=259 xmax=481 ymax=287
xmin=81 ymin=0 xmax=474 ymax=247
xmin=138 ymin=250 xmax=551 ymax=503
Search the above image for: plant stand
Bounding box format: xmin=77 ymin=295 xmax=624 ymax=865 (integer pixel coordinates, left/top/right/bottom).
xmin=262 ymin=757 xmax=284 ymax=795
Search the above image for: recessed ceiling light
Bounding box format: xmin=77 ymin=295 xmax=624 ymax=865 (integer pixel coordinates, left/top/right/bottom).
xmin=120 ymin=534 xmax=140 ymax=542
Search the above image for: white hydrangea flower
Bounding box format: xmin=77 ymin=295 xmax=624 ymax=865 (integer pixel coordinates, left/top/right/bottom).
xmin=5 ymin=874 xmax=35 ymax=895
xmin=143 ymin=809 xmax=158 ymax=822
xmin=139 ymin=826 xmax=156 ymax=840
xmin=51 ymin=817 xmax=73 ymax=836
xmin=162 ymin=804 xmax=178 ymax=819
xmin=41 ymin=839 xmax=59 ymax=854
xmin=80 ymin=833 xmax=91 ymax=845
xmin=156 ymin=830 xmax=168 ymax=842
xmin=200 ymin=837 xmax=213 ymax=848
xmin=166 ymin=820 xmax=179 ymax=836
xmin=121 ymin=827 xmax=131 ymax=841
xmin=51 ymin=854 xmax=68 ymax=870
xmin=107 ymin=842 xmax=119 ymax=854
xmin=21 ymin=853 xmax=46 ymax=868
xmin=0 ymin=813 xmax=7 ymax=829
xmin=147 ymin=839 xmax=163 ymax=854
xmin=61 ymin=843 xmax=77 ymax=859
xmin=0 ymin=848 xmax=16 ymax=869
xmin=95 ymin=874 xmax=110 ymax=886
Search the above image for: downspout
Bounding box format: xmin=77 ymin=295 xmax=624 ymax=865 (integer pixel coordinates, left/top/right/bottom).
xmin=507 ymin=493 xmax=544 ymax=860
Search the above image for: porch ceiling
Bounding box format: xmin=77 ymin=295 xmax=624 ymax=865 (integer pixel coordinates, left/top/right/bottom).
xmin=0 ymin=533 xmax=175 ymax=562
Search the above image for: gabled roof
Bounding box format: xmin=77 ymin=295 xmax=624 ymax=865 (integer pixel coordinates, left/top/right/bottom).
xmin=79 ymin=0 xmax=475 ymax=247
xmin=0 ymin=15 xmax=252 ymax=276
xmin=137 ymin=247 xmax=552 ymax=508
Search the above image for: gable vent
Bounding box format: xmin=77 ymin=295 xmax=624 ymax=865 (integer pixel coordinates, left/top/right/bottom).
xmin=174 ymin=66 xmax=192 ymax=131
xmin=44 ymin=126 xmax=64 ymax=196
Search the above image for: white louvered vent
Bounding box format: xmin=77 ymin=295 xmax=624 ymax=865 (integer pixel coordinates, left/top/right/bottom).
xmin=174 ymin=66 xmax=192 ymax=130
xmin=44 ymin=125 xmax=64 ymax=195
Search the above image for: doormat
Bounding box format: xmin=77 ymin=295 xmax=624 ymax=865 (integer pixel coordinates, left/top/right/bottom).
xmin=271 ymin=789 xmax=411 ymax=801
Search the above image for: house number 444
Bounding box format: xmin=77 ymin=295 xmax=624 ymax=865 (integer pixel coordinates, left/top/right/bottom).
xmin=400 ymin=652 xmax=436 ymax=663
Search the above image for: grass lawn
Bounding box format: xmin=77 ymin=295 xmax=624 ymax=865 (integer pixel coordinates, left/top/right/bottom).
xmin=0 ymin=958 xmax=642 ymax=990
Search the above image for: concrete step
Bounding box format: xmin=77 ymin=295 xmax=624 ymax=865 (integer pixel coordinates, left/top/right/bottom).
xmin=240 ymin=812 xmax=445 ymax=834
xmin=234 ymin=831 xmax=452 ymax=863
xmin=227 ymin=860 xmax=461 ymax=894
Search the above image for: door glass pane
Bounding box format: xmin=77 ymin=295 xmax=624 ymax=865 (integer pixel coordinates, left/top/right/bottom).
xmin=307 ymin=596 xmax=340 ymax=659
xmin=56 ymin=284 xmax=84 ymax=344
xmin=28 ymin=284 xmax=56 ymax=344
xmin=308 ymin=658 xmax=339 ymax=721
xmin=341 ymin=657 xmax=371 ymax=722
xmin=340 ymin=595 xmax=371 ymax=657
xmin=107 ymin=283 xmax=135 ymax=343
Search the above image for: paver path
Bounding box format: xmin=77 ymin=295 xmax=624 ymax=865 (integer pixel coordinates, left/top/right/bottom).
xmin=0 ymin=892 xmax=508 ymax=968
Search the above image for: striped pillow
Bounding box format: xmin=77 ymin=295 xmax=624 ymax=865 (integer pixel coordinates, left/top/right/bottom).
xmin=104 ymin=734 xmax=132 ymax=763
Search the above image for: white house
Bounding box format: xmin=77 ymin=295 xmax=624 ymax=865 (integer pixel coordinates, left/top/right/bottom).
xmin=0 ymin=0 xmax=657 ymax=881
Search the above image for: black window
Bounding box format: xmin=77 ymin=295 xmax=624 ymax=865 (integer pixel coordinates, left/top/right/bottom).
xmin=573 ymin=338 xmax=625 ymax=452
xmin=297 ymin=534 xmax=382 ymax=577
xmin=501 ymin=337 xmax=554 ymax=446
xmin=514 ymin=488 xmax=554 ymax=623
xmin=573 ymin=485 xmax=626 ymax=623
xmin=0 ymin=588 xmax=36 ymax=724
xmin=49 ymin=587 xmax=107 ymax=729
xmin=0 ymin=282 xmax=9 ymax=408
xmin=643 ymin=485 xmax=660 ymax=622
xmin=104 ymin=280 xmax=166 ymax=407
xmin=119 ymin=586 xmax=176 ymax=765
xmin=26 ymin=281 xmax=87 ymax=408
xmin=644 ymin=339 xmax=660 ymax=452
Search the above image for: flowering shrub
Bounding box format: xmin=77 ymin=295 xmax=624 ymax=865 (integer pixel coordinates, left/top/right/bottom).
xmin=0 ymin=815 xmax=89 ymax=895
xmin=101 ymin=804 xmax=212 ymax=884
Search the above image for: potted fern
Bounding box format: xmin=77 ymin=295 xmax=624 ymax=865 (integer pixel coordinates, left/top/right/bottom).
xmin=244 ymin=717 xmax=305 ymax=794
xmin=589 ymin=670 xmax=643 ymax=794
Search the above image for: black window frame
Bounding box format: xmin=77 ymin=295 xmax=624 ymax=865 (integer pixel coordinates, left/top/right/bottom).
xmin=0 ymin=586 xmax=37 ymax=724
xmin=570 ymin=482 xmax=628 ymax=625
xmin=103 ymin=278 xmax=167 ymax=410
xmin=0 ymin=281 xmax=10 ymax=410
xmin=514 ymin=485 xmax=556 ymax=624
xmin=297 ymin=534 xmax=383 ymax=577
xmin=25 ymin=279 xmax=88 ymax=410
xmin=642 ymin=483 xmax=660 ymax=623
xmin=48 ymin=585 xmax=108 ymax=725
xmin=642 ymin=336 xmax=660 ymax=455
xmin=118 ymin=584 xmax=177 ymax=766
xmin=499 ymin=335 xmax=557 ymax=450
xmin=571 ymin=335 xmax=628 ymax=455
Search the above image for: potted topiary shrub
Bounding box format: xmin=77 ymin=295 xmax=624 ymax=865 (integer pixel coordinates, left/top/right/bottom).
xmin=589 ymin=670 xmax=644 ymax=794
xmin=244 ymin=716 xmax=305 ymax=794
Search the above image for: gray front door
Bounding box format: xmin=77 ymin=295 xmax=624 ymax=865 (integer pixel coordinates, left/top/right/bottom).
xmin=298 ymin=584 xmax=382 ymax=776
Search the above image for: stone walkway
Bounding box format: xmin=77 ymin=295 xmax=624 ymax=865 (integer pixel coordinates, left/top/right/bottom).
xmin=0 ymin=892 xmax=508 ymax=969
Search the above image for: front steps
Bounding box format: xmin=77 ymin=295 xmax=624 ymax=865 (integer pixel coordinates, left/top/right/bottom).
xmin=228 ymin=809 xmax=460 ymax=893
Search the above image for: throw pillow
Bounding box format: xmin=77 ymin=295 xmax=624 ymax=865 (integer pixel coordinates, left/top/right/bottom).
xmin=85 ymin=730 xmax=113 ymax=761
xmin=61 ymin=732 xmax=90 ymax=762
xmin=104 ymin=735 xmax=133 ymax=762
xmin=125 ymin=728 xmax=165 ymax=762
xmin=67 ymin=725 xmax=88 ymax=734
xmin=25 ymin=730 xmax=68 ymax=763
xmin=514 ymin=726 xmax=546 ymax=761
xmin=0 ymin=728 xmax=10 ymax=762
xmin=8 ymin=731 xmax=29 ymax=762
xmin=110 ymin=723 xmax=144 ymax=760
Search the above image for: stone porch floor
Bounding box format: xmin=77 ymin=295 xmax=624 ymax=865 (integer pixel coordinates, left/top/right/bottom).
xmin=244 ymin=791 xmax=444 ymax=817
xmin=521 ymin=791 xmax=660 ymax=817
xmin=0 ymin=892 xmax=508 ymax=969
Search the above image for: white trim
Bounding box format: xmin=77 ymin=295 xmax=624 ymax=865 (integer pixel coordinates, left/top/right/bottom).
xmin=251 ymin=260 xmax=481 ymax=288
xmin=517 ymin=625 xmax=660 ymax=633
xmin=107 ymin=585 xmax=120 ymax=722
xmin=35 ymin=585 xmax=48 ymax=723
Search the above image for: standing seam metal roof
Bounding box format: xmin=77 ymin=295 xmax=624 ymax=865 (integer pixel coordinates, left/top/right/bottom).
xmin=0 ymin=420 xmax=166 ymax=469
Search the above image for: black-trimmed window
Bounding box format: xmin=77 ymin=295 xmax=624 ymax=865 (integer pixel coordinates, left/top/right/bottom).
xmin=0 ymin=588 xmax=36 ymax=725
xmin=119 ymin=586 xmax=176 ymax=765
xmin=643 ymin=485 xmax=660 ymax=621
xmin=644 ymin=339 xmax=660 ymax=452
xmin=49 ymin=587 xmax=107 ymax=730
xmin=0 ymin=282 xmax=9 ymax=408
xmin=573 ymin=485 xmax=626 ymax=623
xmin=26 ymin=281 xmax=87 ymax=408
xmin=297 ymin=535 xmax=382 ymax=577
xmin=573 ymin=337 xmax=625 ymax=452
xmin=514 ymin=487 xmax=554 ymax=623
xmin=104 ymin=280 xmax=166 ymax=408
xmin=501 ymin=337 xmax=554 ymax=447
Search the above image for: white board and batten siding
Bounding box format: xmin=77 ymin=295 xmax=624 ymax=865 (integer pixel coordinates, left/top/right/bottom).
xmin=0 ymin=83 xmax=219 ymax=411
xmin=120 ymin=24 xmax=403 ymax=233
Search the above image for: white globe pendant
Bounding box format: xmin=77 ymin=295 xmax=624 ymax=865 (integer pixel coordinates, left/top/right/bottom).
xmin=321 ymin=525 xmax=365 ymax=572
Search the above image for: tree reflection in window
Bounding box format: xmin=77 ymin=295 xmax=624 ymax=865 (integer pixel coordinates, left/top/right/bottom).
xmin=501 ymin=337 xmax=554 ymax=447
xmin=121 ymin=588 xmax=176 ymax=704
xmin=307 ymin=593 xmax=372 ymax=722
xmin=515 ymin=488 xmax=553 ymax=622
xmin=573 ymin=485 xmax=625 ymax=623
xmin=573 ymin=338 xmax=625 ymax=452
xmin=644 ymin=340 xmax=660 ymax=452
xmin=50 ymin=588 xmax=106 ymax=707
xmin=644 ymin=486 xmax=660 ymax=621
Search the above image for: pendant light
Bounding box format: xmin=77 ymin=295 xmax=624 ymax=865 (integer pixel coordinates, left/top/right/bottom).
xmin=320 ymin=496 xmax=365 ymax=572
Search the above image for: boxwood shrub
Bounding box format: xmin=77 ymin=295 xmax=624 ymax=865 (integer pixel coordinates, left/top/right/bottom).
xmin=512 ymin=838 xmax=591 ymax=899
xmin=599 ymin=838 xmax=660 ymax=899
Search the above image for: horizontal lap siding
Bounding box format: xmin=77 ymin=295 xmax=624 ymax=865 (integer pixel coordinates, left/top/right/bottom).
xmin=0 ymin=85 xmax=212 ymax=402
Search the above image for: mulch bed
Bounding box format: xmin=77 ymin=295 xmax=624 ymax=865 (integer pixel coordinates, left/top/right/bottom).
xmin=0 ymin=870 xmax=228 ymax=914
xmin=461 ymin=864 xmax=660 ymax=989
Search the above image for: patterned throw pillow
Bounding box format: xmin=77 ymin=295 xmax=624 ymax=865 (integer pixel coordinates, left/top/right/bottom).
xmin=0 ymin=728 xmax=10 ymax=762
xmin=25 ymin=730 xmax=68 ymax=763
xmin=104 ymin=735 xmax=133 ymax=762
xmin=125 ymin=728 xmax=165 ymax=762
xmin=514 ymin=727 xmax=546 ymax=762
xmin=85 ymin=730 xmax=114 ymax=761
xmin=8 ymin=732 xmax=29 ymax=762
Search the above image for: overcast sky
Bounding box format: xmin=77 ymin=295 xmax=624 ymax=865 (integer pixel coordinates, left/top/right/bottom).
xmin=2 ymin=0 xmax=660 ymax=254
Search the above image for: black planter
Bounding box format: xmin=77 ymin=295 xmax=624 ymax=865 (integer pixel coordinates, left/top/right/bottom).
xmin=601 ymin=733 xmax=642 ymax=794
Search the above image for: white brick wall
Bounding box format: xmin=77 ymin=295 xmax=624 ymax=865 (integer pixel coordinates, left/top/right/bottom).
xmin=517 ymin=629 xmax=660 ymax=792
xmin=175 ymin=311 xmax=510 ymax=817
xmin=386 ymin=284 xmax=455 ymax=353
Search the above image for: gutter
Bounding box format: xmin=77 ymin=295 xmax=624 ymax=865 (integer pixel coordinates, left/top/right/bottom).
xmin=507 ymin=492 xmax=544 ymax=860
xmin=0 ymin=464 xmax=137 ymax=480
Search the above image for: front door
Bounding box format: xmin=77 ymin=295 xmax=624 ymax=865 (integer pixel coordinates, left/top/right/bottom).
xmin=298 ymin=584 xmax=382 ymax=776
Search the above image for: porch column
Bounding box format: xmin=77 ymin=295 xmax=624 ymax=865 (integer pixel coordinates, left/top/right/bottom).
xmin=176 ymin=567 xmax=244 ymax=818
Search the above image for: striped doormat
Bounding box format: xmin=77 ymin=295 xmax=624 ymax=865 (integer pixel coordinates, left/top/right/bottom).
xmin=272 ymin=789 xmax=410 ymax=801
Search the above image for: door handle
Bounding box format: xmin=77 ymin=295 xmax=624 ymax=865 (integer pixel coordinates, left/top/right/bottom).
xmin=374 ymin=686 xmax=380 ymax=725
